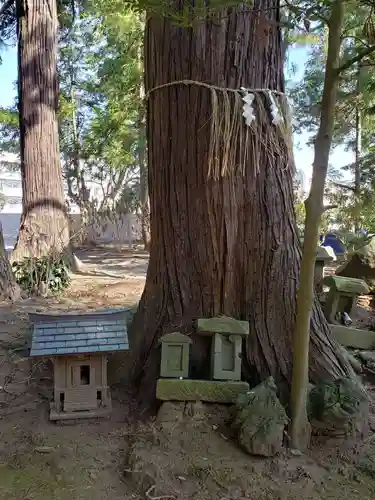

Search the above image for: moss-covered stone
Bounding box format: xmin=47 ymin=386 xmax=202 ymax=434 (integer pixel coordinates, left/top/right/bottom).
xmin=323 ymin=276 xmax=369 ymax=322
xmin=323 ymin=276 xmax=369 ymax=295
xmin=331 ymin=325 xmax=375 ymax=349
xmin=156 ymin=379 xmax=249 ymax=403
xmin=232 ymin=377 xmax=288 ymax=457
xmin=197 ymin=316 xmax=249 ymax=336
xmin=308 ymin=377 xmax=368 ymax=437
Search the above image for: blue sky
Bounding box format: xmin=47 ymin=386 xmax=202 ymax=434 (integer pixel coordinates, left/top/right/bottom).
xmin=290 ymin=47 xmax=352 ymax=187
xmin=0 ymin=44 xmax=17 ymax=108
xmin=0 ymin=43 xmax=352 ymax=189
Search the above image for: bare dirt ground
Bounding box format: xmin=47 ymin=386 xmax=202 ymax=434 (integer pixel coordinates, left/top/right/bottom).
xmin=0 ymin=246 xmax=375 ymax=500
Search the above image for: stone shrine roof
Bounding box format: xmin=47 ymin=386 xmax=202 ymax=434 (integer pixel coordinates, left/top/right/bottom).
xmin=29 ymin=308 xmax=129 ymax=357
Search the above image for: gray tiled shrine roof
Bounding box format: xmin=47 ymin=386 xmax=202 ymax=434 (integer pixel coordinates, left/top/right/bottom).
xmin=29 ymin=308 xmax=129 ymax=357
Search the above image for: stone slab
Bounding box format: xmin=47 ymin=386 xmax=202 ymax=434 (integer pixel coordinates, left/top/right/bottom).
xmin=156 ymin=379 xmax=250 ymax=403
xmin=197 ymin=316 xmax=249 ymax=336
xmin=323 ymin=276 xmax=369 ymax=295
xmin=330 ymin=324 xmax=375 ymax=349
xmin=49 ymin=405 xmax=112 ymax=421
xmin=159 ymin=332 xmax=192 ymax=344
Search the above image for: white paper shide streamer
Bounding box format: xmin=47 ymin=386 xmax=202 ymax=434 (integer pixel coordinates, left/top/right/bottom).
xmin=241 ymin=87 xmax=255 ymax=127
xmin=240 ymin=87 xmax=292 ymax=129
xmin=268 ymin=91 xmax=283 ymax=126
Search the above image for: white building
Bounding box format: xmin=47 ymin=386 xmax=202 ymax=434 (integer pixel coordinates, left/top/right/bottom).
xmin=0 ymin=153 xmax=140 ymax=248
xmin=0 ymin=153 xmax=82 ymax=248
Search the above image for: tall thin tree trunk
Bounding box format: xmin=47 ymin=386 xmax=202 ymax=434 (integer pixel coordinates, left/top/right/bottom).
xmin=12 ymin=0 xmax=70 ymax=261
xmin=354 ymin=64 xmax=361 ymax=234
xmin=291 ymin=0 xmax=345 ymax=449
xmin=137 ymin=35 xmax=150 ymax=251
xmin=138 ymin=120 xmax=150 ymax=250
xmin=130 ymin=1 xmax=352 ymax=406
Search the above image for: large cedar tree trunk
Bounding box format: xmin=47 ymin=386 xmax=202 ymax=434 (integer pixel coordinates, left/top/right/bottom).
xmin=131 ymin=1 xmax=352 ymax=404
xmin=12 ymin=0 xmax=70 ymax=261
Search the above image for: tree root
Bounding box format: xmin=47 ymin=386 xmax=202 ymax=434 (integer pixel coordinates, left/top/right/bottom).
xmin=71 ymin=253 xmax=144 ymax=280
xmin=145 ymin=485 xmax=177 ymax=500
xmin=70 ymin=254 xmax=124 ymax=278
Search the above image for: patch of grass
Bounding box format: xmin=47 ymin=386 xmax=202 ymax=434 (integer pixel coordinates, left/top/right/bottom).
xmin=0 ymin=464 xmax=67 ymax=499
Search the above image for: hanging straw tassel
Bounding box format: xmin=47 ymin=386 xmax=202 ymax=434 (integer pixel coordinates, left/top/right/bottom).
xmin=145 ymin=80 xmax=295 ymax=179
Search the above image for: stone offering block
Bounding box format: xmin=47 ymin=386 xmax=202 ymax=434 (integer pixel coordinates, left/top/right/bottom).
xmin=323 ymin=276 xmax=369 ymax=323
xmin=156 ymin=378 xmax=250 ymax=403
xmin=323 ymin=275 xmax=370 ymax=296
xmin=330 ymin=325 xmax=375 ymax=350
xmin=159 ymin=332 xmax=192 ymax=378
xmin=197 ymin=316 xmax=249 ymax=336
xmin=197 ymin=316 xmax=249 ymax=381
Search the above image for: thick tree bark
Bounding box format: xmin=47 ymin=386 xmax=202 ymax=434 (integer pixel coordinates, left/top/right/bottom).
xmin=130 ymin=1 xmax=352 ymax=405
xmin=12 ymin=0 xmax=70 ymax=261
xmin=0 ymin=222 xmax=21 ymax=301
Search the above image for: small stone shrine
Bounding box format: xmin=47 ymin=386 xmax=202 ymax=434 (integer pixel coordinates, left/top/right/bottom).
xmin=29 ymin=308 xmax=129 ymax=421
xmin=197 ymin=316 xmax=249 ymax=381
xmin=323 ymin=275 xmax=369 ymax=324
xmin=159 ymin=332 xmax=192 ymax=378
xmin=314 ymin=246 xmax=334 ymax=293
xmin=156 ymin=316 xmax=250 ymax=404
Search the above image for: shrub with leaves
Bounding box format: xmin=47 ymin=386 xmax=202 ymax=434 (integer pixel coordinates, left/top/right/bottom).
xmin=12 ymin=256 xmax=71 ymax=295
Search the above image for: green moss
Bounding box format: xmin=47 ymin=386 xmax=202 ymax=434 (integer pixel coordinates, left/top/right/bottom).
xmin=156 ymin=379 xmax=250 ymax=403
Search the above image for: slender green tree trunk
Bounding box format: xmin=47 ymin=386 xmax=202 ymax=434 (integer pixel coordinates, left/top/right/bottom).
xmin=354 ymin=64 xmax=361 ymax=234
xmin=138 ymin=37 xmax=150 ymax=250
xmin=291 ymin=0 xmax=345 ymax=450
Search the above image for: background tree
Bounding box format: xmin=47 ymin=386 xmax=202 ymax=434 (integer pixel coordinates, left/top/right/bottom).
xmin=291 ymin=2 xmax=375 ymax=234
xmin=58 ymin=0 xmax=147 ymax=244
xmin=10 ymin=0 xmax=71 ymax=260
xmin=0 ymin=0 xmax=147 ymax=251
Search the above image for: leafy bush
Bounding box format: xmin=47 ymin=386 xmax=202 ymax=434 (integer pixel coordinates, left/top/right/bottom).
xmin=12 ymin=256 xmax=71 ymax=295
xmin=334 ymin=231 xmax=374 ymax=255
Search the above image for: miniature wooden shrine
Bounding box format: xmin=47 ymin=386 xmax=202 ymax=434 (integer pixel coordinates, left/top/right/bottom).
xmin=323 ymin=275 xmax=369 ymax=324
xmin=29 ymin=308 xmax=129 ymax=421
xmin=156 ymin=316 xmax=250 ymax=404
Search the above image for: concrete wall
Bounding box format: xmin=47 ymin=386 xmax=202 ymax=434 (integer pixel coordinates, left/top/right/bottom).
xmin=0 ymin=212 xmax=141 ymax=250
xmin=0 ymin=213 xmax=21 ymax=249
xmin=70 ymin=212 xmax=141 ymax=246
xmin=85 ymin=213 xmax=140 ymax=245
